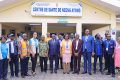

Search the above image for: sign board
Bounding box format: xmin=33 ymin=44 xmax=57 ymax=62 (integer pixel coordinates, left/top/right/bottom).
xmin=31 ymin=2 xmax=82 ymax=17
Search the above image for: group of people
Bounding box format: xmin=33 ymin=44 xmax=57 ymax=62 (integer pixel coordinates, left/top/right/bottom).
xmin=0 ymin=29 xmax=120 ymax=80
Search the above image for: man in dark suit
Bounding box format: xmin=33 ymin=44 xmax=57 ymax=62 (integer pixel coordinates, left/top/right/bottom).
xmin=82 ymin=29 xmax=94 ymax=75
xmin=72 ymin=34 xmax=82 ymax=74
xmin=48 ymin=34 xmax=60 ymax=74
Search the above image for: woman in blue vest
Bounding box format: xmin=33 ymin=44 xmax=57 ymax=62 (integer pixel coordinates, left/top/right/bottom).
xmin=0 ymin=36 xmax=10 ymax=80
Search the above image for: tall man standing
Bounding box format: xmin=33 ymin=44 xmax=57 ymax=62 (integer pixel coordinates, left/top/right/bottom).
xmin=104 ymin=34 xmax=116 ymax=77
xmin=9 ymin=34 xmax=19 ymax=77
xmin=48 ymin=34 xmax=60 ymax=74
xmin=82 ymin=29 xmax=94 ymax=75
xmin=19 ymin=33 xmax=30 ymax=78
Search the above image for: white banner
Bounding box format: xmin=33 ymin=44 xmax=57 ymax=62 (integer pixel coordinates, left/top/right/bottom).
xmin=31 ymin=2 xmax=82 ymax=17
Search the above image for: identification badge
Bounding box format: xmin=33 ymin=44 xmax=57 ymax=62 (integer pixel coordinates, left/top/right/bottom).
xmin=106 ymin=48 xmax=108 ymax=51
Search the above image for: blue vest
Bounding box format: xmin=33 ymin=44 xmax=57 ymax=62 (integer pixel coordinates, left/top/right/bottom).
xmin=104 ymin=39 xmax=116 ymax=54
xmin=9 ymin=40 xmax=18 ymax=55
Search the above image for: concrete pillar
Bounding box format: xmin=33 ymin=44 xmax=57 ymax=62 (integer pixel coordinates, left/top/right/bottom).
xmin=110 ymin=14 xmax=116 ymax=40
xmin=76 ymin=23 xmax=82 ymax=39
xmin=0 ymin=23 xmax=2 ymax=37
xmin=42 ymin=22 xmax=47 ymax=36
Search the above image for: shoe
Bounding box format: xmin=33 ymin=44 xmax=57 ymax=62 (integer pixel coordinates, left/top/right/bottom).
xmin=54 ymin=70 xmax=57 ymax=74
xmin=63 ymin=72 xmax=66 ymax=74
xmin=25 ymin=73 xmax=31 ymax=76
xmin=51 ymin=71 xmax=53 ymax=74
xmin=44 ymin=70 xmax=47 ymax=73
xmin=77 ymin=72 xmax=79 ymax=75
xmin=103 ymin=68 xmax=107 ymax=71
xmin=106 ymin=72 xmax=111 ymax=75
xmin=15 ymin=75 xmax=19 ymax=77
xmin=94 ymin=71 xmax=96 ymax=74
xmin=32 ymin=72 xmax=36 ymax=76
xmin=89 ymin=73 xmax=92 ymax=75
xmin=100 ymin=71 xmax=103 ymax=75
xmin=3 ymin=78 xmax=8 ymax=80
xmin=67 ymin=72 xmax=70 ymax=74
xmin=82 ymin=72 xmax=87 ymax=74
xmin=21 ymin=75 xmax=25 ymax=78
xmin=41 ymin=70 xmax=43 ymax=72
xmin=72 ymin=72 xmax=76 ymax=74
xmin=112 ymin=74 xmax=115 ymax=78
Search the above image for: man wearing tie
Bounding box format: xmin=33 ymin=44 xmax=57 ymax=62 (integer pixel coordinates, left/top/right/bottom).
xmin=82 ymin=29 xmax=94 ymax=75
xmin=48 ymin=34 xmax=60 ymax=74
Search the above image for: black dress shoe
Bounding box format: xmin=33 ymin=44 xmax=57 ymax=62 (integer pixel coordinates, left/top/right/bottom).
xmin=89 ymin=73 xmax=92 ymax=75
xmin=94 ymin=71 xmax=96 ymax=74
xmin=67 ymin=72 xmax=70 ymax=74
xmin=51 ymin=71 xmax=53 ymax=74
xmin=106 ymin=72 xmax=111 ymax=75
xmin=77 ymin=72 xmax=79 ymax=75
xmin=25 ymin=74 xmax=31 ymax=76
xmin=21 ymin=75 xmax=25 ymax=78
xmin=82 ymin=72 xmax=87 ymax=74
xmin=15 ymin=75 xmax=19 ymax=77
xmin=54 ymin=70 xmax=57 ymax=74
xmin=72 ymin=72 xmax=76 ymax=74
xmin=44 ymin=70 xmax=47 ymax=73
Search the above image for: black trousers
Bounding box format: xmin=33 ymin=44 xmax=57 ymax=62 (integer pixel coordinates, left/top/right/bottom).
xmin=30 ymin=53 xmax=38 ymax=72
xmin=0 ymin=59 xmax=8 ymax=80
xmin=49 ymin=55 xmax=59 ymax=71
xmin=9 ymin=54 xmax=19 ymax=76
xmin=20 ymin=57 xmax=28 ymax=76
xmin=104 ymin=53 xmax=109 ymax=70
xmin=106 ymin=53 xmax=115 ymax=74
xmin=39 ymin=57 xmax=48 ymax=72
xmin=93 ymin=55 xmax=103 ymax=72
xmin=26 ymin=57 xmax=29 ymax=73
xmin=73 ymin=55 xmax=81 ymax=73
xmin=70 ymin=56 xmax=73 ymax=71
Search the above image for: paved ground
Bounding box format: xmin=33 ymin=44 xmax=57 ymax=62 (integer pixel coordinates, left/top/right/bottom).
xmin=8 ymin=67 xmax=120 ymax=80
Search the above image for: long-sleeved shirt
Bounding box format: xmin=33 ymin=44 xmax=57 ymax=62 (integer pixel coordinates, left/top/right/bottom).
xmin=0 ymin=42 xmax=9 ymax=59
xmin=94 ymin=39 xmax=103 ymax=55
xmin=39 ymin=41 xmax=49 ymax=57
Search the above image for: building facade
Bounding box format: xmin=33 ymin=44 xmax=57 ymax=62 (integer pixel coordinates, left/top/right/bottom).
xmin=0 ymin=0 xmax=117 ymax=39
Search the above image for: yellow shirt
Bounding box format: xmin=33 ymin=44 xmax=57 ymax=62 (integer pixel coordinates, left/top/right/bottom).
xmin=60 ymin=39 xmax=72 ymax=56
xmin=45 ymin=37 xmax=52 ymax=42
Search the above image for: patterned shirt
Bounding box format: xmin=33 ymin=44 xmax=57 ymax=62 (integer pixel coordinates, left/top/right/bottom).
xmin=39 ymin=41 xmax=49 ymax=57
